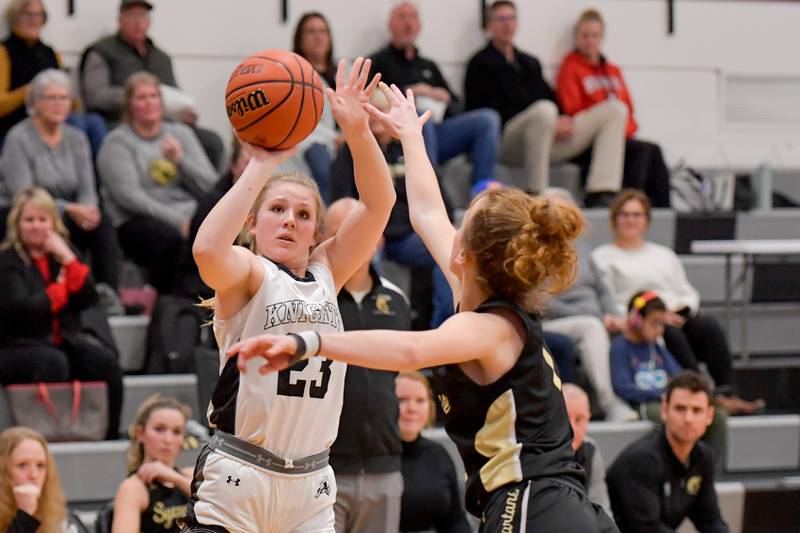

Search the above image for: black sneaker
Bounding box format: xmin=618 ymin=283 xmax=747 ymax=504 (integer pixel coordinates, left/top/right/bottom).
xmin=584 ymin=191 xmax=618 ymax=208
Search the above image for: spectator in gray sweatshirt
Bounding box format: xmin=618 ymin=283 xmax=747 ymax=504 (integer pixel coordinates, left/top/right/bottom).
xmin=1 ymin=69 xmax=120 ymax=290
xmin=97 ymin=71 xmax=216 ymax=293
xmin=542 ymin=188 xmax=636 ymax=422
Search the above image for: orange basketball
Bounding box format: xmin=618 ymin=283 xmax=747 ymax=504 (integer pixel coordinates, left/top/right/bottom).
xmin=225 ymin=50 xmax=324 ymax=150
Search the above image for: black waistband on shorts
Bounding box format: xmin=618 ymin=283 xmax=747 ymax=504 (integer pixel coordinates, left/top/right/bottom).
xmin=208 ymin=431 xmax=329 ymax=474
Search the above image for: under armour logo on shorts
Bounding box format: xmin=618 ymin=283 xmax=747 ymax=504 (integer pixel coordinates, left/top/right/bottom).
xmin=315 ymin=475 xmax=331 ymax=498
xmin=226 ymin=476 xmax=240 ymax=486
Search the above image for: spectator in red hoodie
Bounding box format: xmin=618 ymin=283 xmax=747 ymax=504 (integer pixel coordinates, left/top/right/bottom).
xmin=557 ymin=9 xmax=670 ymax=207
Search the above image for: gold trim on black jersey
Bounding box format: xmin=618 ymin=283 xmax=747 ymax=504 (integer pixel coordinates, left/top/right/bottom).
xmin=475 ymin=389 xmax=524 ymax=492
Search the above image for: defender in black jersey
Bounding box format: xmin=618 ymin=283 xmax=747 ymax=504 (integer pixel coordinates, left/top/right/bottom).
xmin=230 ymin=82 xmax=618 ymax=532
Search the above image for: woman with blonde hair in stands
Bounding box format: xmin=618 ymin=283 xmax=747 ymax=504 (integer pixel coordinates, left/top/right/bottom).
xmin=0 ymin=187 xmax=124 ymax=441
xmin=395 ymin=371 xmax=470 ymax=532
xmin=111 ymin=395 xmax=193 ymax=533
xmin=556 ymin=8 xmax=670 ymax=207
xmin=0 ymin=426 xmax=87 ymax=532
xmin=230 ymin=83 xmax=618 ymax=532
xmin=0 ymin=69 xmax=120 ymax=292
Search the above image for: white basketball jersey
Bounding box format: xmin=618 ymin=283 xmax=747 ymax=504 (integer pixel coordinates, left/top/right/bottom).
xmin=210 ymin=257 xmax=346 ymax=459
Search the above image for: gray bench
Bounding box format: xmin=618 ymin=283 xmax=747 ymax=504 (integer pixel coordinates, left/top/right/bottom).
xmin=51 ymin=440 xmax=200 ymax=503
xmin=108 ymin=315 xmax=150 ymax=372
xmin=120 ymin=374 xmax=201 ymax=434
xmin=678 ymin=481 xmax=745 ymax=533
xmin=424 ymin=415 xmax=800 ymax=483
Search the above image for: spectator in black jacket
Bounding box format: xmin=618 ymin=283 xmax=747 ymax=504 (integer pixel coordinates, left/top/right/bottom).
xmin=606 ymin=371 xmax=729 ymax=533
xmin=370 ymin=2 xmax=500 ymax=190
xmin=326 ymin=198 xmax=412 ymax=533
xmin=396 ymin=371 xmax=471 ymax=533
xmin=464 ymin=0 xmax=626 ymax=205
xmin=0 ymin=187 xmax=123 ymax=440
xmin=174 ymin=138 xmax=251 ymax=301
xmin=330 ymin=93 xmax=453 ymax=327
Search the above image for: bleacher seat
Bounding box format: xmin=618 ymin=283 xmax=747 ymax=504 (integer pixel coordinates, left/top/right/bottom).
xmin=109 ymin=315 xmax=150 ymax=372
xmin=50 ymin=440 xmax=200 ymax=503
xmin=581 ymin=208 xmax=675 ymax=250
xmin=120 ymin=374 xmax=201 ymax=434
xmin=586 ymin=420 xmax=653 ymax=465
xmin=0 ymin=388 xmax=12 ymax=433
xmin=736 ymin=209 xmax=800 ymax=239
xmin=678 ymin=481 xmax=745 ymax=533
xmin=704 ymin=304 xmax=800 ymax=355
xmin=440 ymin=155 xmax=583 ymax=209
xmin=727 ymin=414 xmax=800 ymax=471
xmin=682 ymin=255 xmax=746 ymax=303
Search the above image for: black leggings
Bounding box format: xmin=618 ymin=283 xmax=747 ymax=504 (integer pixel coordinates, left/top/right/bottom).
xmin=663 ymin=311 xmax=733 ymax=391
xmin=0 ymin=338 xmax=124 ymax=440
xmin=622 ymin=138 xmax=671 ymax=208
xmin=64 ymin=214 xmax=121 ymax=290
xmin=572 ymin=138 xmax=671 ymax=208
xmin=118 ymin=216 xmax=185 ymax=294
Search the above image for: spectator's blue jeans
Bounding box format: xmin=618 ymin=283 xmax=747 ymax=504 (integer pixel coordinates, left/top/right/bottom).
xmin=422 ymin=108 xmax=500 ymax=183
xmin=304 ymin=142 xmax=332 ymax=203
xmin=66 ymin=112 xmax=108 ymax=160
xmin=384 ymin=231 xmax=454 ymax=328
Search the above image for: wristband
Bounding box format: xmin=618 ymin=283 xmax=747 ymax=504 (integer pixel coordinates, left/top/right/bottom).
xmin=286 ymin=331 xmax=321 ymax=366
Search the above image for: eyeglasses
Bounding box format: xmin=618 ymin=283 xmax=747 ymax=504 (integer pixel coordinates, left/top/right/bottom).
xmin=617 ymin=211 xmax=647 ymax=219
xmin=40 ymin=94 xmax=71 ymax=103
xmin=18 ymin=10 xmax=46 ymax=22
xmin=491 ymin=15 xmax=517 ymax=23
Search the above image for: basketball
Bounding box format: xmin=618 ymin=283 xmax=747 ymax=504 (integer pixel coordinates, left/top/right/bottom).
xmin=225 ymin=49 xmax=324 ymax=150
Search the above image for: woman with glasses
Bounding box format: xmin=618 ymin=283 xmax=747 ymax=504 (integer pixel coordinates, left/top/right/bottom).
xmin=0 ymin=0 xmax=106 ymax=154
xmin=287 ymin=12 xmax=340 ymax=202
xmin=0 ymin=69 xmax=121 ymax=291
xmin=592 ymin=189 xmax=764 ymax=415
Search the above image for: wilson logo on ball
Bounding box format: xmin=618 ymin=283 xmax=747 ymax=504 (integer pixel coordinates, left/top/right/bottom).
xmin=225 ymin=49 xmax=324 ymax=150
xmin=226 ymin=89 xmax=271 ymax=118
xmin=229 ymin=63 xmax=264 ymax=81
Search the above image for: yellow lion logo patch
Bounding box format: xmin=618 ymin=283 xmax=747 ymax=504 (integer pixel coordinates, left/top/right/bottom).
xmin=686 ymin=475 xmax=702 ymax=495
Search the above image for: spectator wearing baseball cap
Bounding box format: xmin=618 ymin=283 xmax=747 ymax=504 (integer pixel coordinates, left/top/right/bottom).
xmin=78 ymin=0 xmax=224 ymax=168
xmin=119 ymin=0 xmax=153 ymax=11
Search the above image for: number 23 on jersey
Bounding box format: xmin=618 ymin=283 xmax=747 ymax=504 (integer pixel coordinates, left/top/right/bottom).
xmin=276 ymin=358 xmax=334 ymax=399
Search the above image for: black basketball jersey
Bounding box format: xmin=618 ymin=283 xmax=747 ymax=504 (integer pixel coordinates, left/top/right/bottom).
xmin=141 ymin=480 xmax=190 ymax=533
xmin=431 ymin=297 xmax=585 ymax=516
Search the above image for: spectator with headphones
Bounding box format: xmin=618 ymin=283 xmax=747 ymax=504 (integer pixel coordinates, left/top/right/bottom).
xmin=593 ymin=189 xmax=764 ymax=416
xmin=610 ymin=291 xmax=727 ymax=472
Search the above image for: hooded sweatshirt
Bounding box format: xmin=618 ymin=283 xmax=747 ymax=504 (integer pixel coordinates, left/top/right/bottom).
xmin=556 ymin=50 xmax=637 ymax=138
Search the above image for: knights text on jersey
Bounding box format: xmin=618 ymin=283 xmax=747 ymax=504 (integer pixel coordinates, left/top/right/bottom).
xmin=208 ymin=257 xmax=346 ymax=459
